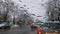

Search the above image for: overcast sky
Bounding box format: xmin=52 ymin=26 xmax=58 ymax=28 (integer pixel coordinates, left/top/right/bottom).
xmin=12 ymin=0 xmax=49 ymax=16
xmin=12 ymin=0 xmax=49 ymax=20
xmin=21 ymin=0 xmax=49 ymax=16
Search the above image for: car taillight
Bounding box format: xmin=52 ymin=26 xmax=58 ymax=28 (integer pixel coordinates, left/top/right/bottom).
xmin=37 ymin=23 xmax=40 ymax=25
xmin=30 ymin=24 xmax=32 ymax=26
xmin=29 ymin=23 xmax=32 ymax=27
xmin=38 ymin=23 xmax=40 ymax=25
xmin=37 ymin=28 xmax=42 ymax=34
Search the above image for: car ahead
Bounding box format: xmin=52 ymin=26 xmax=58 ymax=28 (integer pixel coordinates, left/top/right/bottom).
xmin=30 ymin=22 xmax=38 ymax=31
xmin=37 ymin=23 xmax=60 ymax=34
xmin=0 ymin=21 xmax=12 ymax=29
xmin=30 ymin=21 xmax=43 ymax=31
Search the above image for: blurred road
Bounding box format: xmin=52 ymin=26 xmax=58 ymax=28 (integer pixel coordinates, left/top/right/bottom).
xmin=0 ymin=25 xmax=37 ymax=34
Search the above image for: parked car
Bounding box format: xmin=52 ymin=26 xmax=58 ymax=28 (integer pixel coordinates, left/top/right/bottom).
xmin=0 ymin=21 xmax=12 ymax=29
xmin=37 ymin=23 xmax=60 ymax=34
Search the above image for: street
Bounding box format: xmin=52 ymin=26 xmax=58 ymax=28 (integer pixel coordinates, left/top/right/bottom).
xmin=0 ymin=25 xmax=37 ymax=34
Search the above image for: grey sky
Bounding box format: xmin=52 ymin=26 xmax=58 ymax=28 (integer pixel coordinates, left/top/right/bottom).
xmin=20 ymin=0 xmax=48 ymax=16
xmin=12 ymin=0 xmax=49 ymax=20
xmin=12 ymin=0 xmax=49 ymax=16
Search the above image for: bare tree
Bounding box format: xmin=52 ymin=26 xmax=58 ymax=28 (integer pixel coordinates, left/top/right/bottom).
xmin=0 ymin=0 xmax=15 ymax=21
xmin=47 ymin=0 xmax=60 ymax=21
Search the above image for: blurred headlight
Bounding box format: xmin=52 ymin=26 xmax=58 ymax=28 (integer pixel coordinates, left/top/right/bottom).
xmin=45 ymin=32 xmax=58 ymax=34
xmin=46 ymin=33 xmax=49 ymax=34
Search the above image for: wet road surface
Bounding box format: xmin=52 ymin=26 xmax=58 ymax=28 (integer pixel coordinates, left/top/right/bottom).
xmin=0 ymin=25 xmax=37 ymax=34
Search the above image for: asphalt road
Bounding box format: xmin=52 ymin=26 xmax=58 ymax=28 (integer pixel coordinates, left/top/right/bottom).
xmin=0 ymin=25 xmax=37 ymax=34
